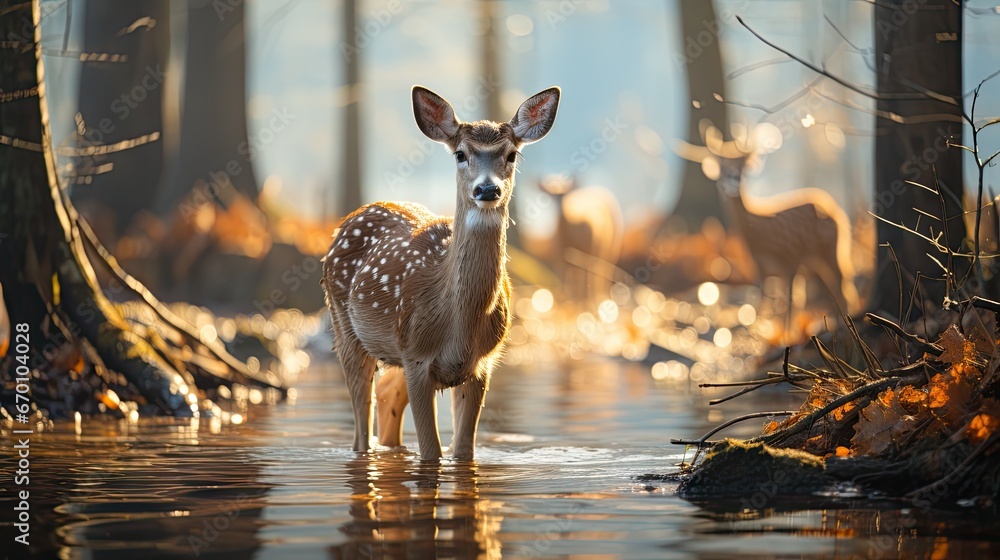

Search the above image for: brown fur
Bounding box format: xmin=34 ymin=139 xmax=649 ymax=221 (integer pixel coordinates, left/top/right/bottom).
xmin=321 ymin=86 xmax=559 ymax=460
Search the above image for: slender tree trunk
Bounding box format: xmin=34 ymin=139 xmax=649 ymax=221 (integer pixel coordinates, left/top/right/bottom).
xmin=670 ymin=0 xmax=727 ymax=232
xmin=871 ymin=0 xmax=964 ymax=320
xmin=156 ymin=0 xmax=259 ymax=214
xmin=339 ymin=0 xmax=362 ymax=216
xmin=71 ymin=0 xmax=169 ymax=239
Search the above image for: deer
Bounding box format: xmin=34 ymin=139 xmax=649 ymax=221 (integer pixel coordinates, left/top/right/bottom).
xmin=321 ymin=85 xmax=560 ymax=460
xmin=677 ymin=126 xmax=860 ymax=322
xmin=537 ymin=175 xmax=623 ymax=307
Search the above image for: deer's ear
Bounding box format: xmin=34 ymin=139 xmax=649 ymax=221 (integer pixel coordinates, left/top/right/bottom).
xmin=412 ymin=86 xmax=460 ymax=143
xmin=510 ymin=87 xmax=560 ymax=144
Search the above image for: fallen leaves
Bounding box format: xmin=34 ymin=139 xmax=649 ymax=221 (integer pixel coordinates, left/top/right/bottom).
xmin=851 ymin=387 xmax=918 ymax=456
xmin=964 ymin=399 xmax=1000 ymax=447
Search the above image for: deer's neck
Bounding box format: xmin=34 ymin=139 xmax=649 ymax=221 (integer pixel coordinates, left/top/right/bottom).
xmin=444 ymin=206 xmax=509 ymax=323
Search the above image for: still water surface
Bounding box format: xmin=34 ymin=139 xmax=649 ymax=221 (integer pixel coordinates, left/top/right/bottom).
xmin=2 ymin=358 xmax=998 ymax=558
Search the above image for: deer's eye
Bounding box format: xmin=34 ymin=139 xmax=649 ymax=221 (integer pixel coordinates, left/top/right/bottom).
xmin=455 ymin=151 xmax=467 ymax=163
xmin=506 ymin=152 xmax=518 ymax=164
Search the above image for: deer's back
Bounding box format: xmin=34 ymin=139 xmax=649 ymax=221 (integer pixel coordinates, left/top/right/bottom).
xmin=736 ymin=188 xmax=851 ymax=277
xmin=322 ymin=202 xmax=452 ymax=362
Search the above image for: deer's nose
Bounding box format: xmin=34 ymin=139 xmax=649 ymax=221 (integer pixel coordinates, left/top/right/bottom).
xmin=473 ymin=183 xmax=501 ymax=201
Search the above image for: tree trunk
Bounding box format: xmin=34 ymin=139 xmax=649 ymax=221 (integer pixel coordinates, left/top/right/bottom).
xmin=0 ymin=0 xmax=187 ymax=413
xmin=156 ymin=0 xmax=259 ymax=214
xmin=339 ymin=0 xmax=362 ymax=217
xmin=0 ymin=0 xmax=280 ymax=415
xmin=871 ymin=0 xmax=964 ymax=320
xmin=70 ymin=0 xmax=170 ymax=240
xmin=669 ymin=0 xmax=728 ymax=232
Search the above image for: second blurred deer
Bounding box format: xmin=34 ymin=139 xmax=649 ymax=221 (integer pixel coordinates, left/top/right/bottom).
xmin=681 ymin=126 xmax=860 ymax=320
xmin=537 ymin=176 xmax=623 ymax=307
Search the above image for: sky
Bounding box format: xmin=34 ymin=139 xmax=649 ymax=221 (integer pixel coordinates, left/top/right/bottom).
xmin=39 ymin=0 xmax=1000 ymax=238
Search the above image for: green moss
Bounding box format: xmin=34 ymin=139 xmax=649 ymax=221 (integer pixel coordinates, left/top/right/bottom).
xmin=679 ymin=439 xmax=833 ymax=500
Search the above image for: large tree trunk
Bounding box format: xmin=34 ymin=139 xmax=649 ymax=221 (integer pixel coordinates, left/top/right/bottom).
xmin=871 ymin=0 xmax=964 ymax=320
xmin=669 ymin=0 xmax=728 ymax=232
xmin=156 ymin=0 xmax=259 ymax=213
xmin=0 ymin=0 xmax=280 ymax=416
xmin=70 ymin=0 xmax=169 ymax=240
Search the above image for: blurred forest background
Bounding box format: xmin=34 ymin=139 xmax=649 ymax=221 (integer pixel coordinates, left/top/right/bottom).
xmin=32 ymin=0 xmax=1000 ymax=337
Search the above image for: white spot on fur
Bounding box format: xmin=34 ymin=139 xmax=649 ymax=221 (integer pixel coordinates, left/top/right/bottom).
xmin=353 ymin=228 xmax=361 ymax=236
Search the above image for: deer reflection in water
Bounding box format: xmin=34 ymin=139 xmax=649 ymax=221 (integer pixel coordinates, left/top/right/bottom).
xmin=331 ymin=454 xmax=502 ymax=559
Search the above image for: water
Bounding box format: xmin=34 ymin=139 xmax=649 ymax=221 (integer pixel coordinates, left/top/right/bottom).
xmin=2 ymin=358 xmax=999 ymax=558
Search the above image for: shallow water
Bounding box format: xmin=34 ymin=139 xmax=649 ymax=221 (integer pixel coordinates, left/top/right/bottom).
xmin=2 ymin=358 xmax=999 ymax=559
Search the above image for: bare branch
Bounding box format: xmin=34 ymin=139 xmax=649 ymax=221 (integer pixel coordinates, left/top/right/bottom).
xmin=736 ymin=16 xmax=958 ymax=106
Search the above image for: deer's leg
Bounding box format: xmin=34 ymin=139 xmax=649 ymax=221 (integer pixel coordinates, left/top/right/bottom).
xmin=404 ymin=360 xmax=442 ymax=460
xmin=336 ymin=333 xmax=378 ymax=452
xmin=375 ymin=365 xmax=408 ymax=447
xmin=451 ymin=371 xmax=488 ymax=461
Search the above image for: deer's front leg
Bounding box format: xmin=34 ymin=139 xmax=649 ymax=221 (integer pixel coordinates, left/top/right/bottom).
xmin=451 ymin=371 xmax=488 ymax=461
xmin=404 ymin=360 xmax=442 ymax=460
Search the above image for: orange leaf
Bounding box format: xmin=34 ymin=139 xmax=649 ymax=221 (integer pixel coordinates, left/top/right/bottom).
xmin=965 ymin=399 xmax=1000 ymax=446
xmin=928 ymin=372 xmax=975 ymax=428
xmin=937 ymin=325 xmax=966 ymax=364
xmin=762 ymin=420 xmax=779 ymax=435
xmin=852 ymin=387 xmax=916 ymax=456
xmin=966 ymin=414 xmax=997 ymax=446
xmin=832 ymin=401 xmax=857 ymax=422
xmin=897 ymin=385 xmax=927 ymax=415
xmin=835 ymin=446 xmax=851 ymax=457
xmin=877 ymin=387 xmax=895 ymax=407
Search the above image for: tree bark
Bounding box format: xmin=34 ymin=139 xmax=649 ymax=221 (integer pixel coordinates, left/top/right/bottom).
xmin=871 ymin=0 xmax=964 ymax=320
xmin=0 ymin=0 xmax=281 ymax=415
xmin=70 ymin=0 xmax=169 ymax=239
xmin=0 ymin=0 xmax=187 ymax=412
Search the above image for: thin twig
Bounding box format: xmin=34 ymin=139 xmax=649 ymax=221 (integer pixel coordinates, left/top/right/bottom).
xmin=669 ymin=411 xmax=796 ymax=447
xmin=865 ymin=312 xmax=944 ymax=356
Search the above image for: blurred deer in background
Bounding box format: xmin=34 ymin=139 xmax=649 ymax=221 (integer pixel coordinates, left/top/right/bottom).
xmin=678 ymin=125 xmax=860 ymax=321
xmin=322 ymin=86 xmax=560 ymax=460
xmin=537 ymin=175 xmax=623 ymax=307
